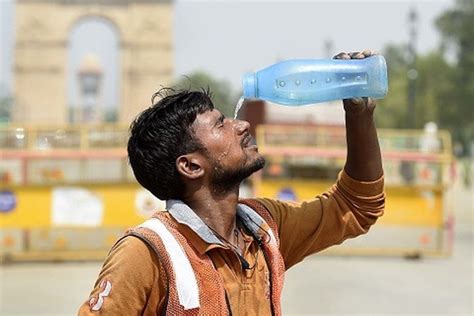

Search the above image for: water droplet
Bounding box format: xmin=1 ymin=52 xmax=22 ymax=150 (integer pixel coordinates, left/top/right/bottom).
xmin=279 ymin=81 xmax=286 ymax=87
xmin=326 ymin=78 xmax=331 ymax=83
xmin=310 ymin=79 xmax=316 ymax=84
xmin=356 ymin=75 xmax=361 ymax=81
xmin=295 ymin=80 xmax=301 ymax=86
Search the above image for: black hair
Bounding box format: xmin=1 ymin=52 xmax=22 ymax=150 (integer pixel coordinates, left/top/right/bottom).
xmin=127 ymin=87 xmax=215 ymax=200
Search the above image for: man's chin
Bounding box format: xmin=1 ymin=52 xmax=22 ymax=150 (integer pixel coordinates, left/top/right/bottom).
xmin=246 ymin=156 xmax=265 ymax=176
xmin=209 ymin=156 xmax=265 ymax=192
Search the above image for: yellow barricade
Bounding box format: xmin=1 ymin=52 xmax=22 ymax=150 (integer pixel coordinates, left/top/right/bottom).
xmin=0 ymin=124 xmax=454 ymax=260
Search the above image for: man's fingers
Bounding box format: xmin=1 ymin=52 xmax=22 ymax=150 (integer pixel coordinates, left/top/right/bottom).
xmin=362 ymin=49 xmax=376 ymax=57
xmin=350 ymin=97 xmax=364 ymax=105
xmin=334 ymin=52 xmax=351 ymax=60
xmin=349 ymin=52 xmax=362 ymax=59
xmin=344 ymin=97 xmax=376 ymax=114
xmin=335 ymin=49 xmax=378 ymax=61
xmin=335 ymin=50 xmax=376 ymax=59
xmin=367 ymin=97 xmax=376 ymax=107
xmin=348 ymin=97 xmax=375 ymax=106
xmin=349 ymin=50 xmax=379 ymax=59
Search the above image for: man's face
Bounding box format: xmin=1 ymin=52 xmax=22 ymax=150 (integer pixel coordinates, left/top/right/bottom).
xmin=192 ymin=109 xmax=265 ymax=188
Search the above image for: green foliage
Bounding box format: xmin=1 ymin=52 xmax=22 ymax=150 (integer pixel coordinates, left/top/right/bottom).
xmin=435 ymin=0 xmax=474 ymax=154
xmin=415 ymin=52 xmax=456 ymax=127
xmin=376 ymin=44 xmax=410 ymax=129
xmin=174 ymin=71 xmax=239 ymax=118
xmin=378 ymin=46 xmax=457 ymax=127
xmin=0 ymin=96 xmax=13 ymax=123
xmin=377 ymin=0 xmax=473 ymax=155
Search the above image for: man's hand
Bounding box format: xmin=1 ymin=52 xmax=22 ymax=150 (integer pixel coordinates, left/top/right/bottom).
xmin=333 ymin=50 xmax=377 ymax=116
xmin=333 ymin=49 xmax=383 ymax=181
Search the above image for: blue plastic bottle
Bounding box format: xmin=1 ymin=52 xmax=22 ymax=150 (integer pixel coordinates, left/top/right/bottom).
xmin=242 ymin=55 xmax=388 ymax=106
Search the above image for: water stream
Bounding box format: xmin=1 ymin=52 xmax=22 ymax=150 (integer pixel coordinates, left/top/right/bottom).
xmin=233 ymin=96 xmax=245 ymax=119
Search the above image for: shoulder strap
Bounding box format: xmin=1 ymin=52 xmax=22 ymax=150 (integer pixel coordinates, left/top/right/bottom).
xmin=124 ymin=232 xmax=170 ymax=316
xmin=239 ymin=198 xmax=280 ymax=245
xmin=135 ymin=217 xmax=200 ymax=310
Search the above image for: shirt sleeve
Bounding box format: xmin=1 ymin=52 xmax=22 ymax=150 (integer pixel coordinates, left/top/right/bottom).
xmin=257 ymin=170 xmax=385 ymax=269
xmin=77 ymin=236 xmax=164 ymax=315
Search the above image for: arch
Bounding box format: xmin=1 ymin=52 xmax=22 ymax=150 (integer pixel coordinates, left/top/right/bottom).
xmin=66 ymin=14 xmax=123 ymax=44
xmin=13 ymin=0 xmax=173 ymax=124
xmin=67 ymin=16 xmax=121 ymax=123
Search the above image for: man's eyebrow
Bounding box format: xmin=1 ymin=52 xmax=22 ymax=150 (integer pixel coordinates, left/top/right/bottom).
xmin=213 ymin=113 xmax=225 ymax=126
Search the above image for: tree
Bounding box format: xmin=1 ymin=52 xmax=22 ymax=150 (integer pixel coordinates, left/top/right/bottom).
xmin=174 ymin=71 xmax=239 ymax=118
xmin=377 ymin=44 xmax=457 ymax=127
xmin=376 ymin=44 xmax=411 ymax=129
xmin=436 ymin=0 xmax=474 ymax=154
xmin=376 ymin=1 xmax=473 ymax=155
xmin=414 ymin=52 xmax=456 ymax=129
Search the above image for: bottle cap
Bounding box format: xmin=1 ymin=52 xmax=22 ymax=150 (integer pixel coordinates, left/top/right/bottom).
xmin=242 ymin=73 xmax=256 ymax=98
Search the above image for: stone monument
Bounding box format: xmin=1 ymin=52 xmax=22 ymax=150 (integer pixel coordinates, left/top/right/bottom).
xmin=13 ymin=0 xmax=173 ymax=124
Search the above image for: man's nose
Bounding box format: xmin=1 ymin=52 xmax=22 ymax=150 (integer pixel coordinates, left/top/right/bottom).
xmin=234 ymin=119 xmax=251 ymax=134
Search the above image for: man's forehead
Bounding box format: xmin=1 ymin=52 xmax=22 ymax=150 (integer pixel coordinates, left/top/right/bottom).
xmin=193 ymin=109 xmax=222 ymax=126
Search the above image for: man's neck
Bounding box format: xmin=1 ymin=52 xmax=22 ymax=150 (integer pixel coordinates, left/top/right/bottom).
xmin=182 ymin=187 xmax=240 ymax=242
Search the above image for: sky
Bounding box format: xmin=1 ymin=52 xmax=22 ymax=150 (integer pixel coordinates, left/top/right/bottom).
xmin=0 ymin=0 xmax=455 ymax=104
xmin=174 ymin=0 xmax=454 ymax=88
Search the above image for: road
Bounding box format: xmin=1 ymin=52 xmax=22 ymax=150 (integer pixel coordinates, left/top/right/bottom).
xmin=1 ymin=182 xmax=472 ymax=315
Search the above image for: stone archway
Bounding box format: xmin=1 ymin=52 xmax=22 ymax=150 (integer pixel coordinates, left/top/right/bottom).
xmin=13 ymin=0 xmax=173 ymax=124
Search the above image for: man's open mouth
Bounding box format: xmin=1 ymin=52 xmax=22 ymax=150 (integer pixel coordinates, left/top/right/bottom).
xmin=241 ymin=134 xmax=256 ymax=148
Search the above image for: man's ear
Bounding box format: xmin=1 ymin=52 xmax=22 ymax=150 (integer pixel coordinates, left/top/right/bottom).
xmin=176 ymin=153 xmax=205 ymax=180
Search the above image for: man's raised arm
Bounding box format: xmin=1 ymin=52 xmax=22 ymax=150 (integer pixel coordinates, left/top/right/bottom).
xmin=334 ymin=50 xmax=383 ymax=182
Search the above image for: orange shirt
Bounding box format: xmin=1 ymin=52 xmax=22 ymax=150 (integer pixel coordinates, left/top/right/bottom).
xmin=78 ymin=170 xmax=384 ymax=315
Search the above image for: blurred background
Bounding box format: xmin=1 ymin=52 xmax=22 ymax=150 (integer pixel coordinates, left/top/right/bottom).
xmin=0 ymin=0 xmax=472 ymax=315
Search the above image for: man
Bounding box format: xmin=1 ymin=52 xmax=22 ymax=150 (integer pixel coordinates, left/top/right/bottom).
xmin=79 ymin=50 xmax=385 ymax=315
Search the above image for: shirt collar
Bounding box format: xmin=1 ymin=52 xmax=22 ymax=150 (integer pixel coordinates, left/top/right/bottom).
xmin=166 ymin=199 xmax=224 ymax=247
xmin=166 ymin=199 xmax=265 ymax=253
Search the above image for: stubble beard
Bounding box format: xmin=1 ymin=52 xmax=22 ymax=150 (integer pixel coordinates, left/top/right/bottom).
xmin=209 ymin=155 xmax=265 ymax=194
